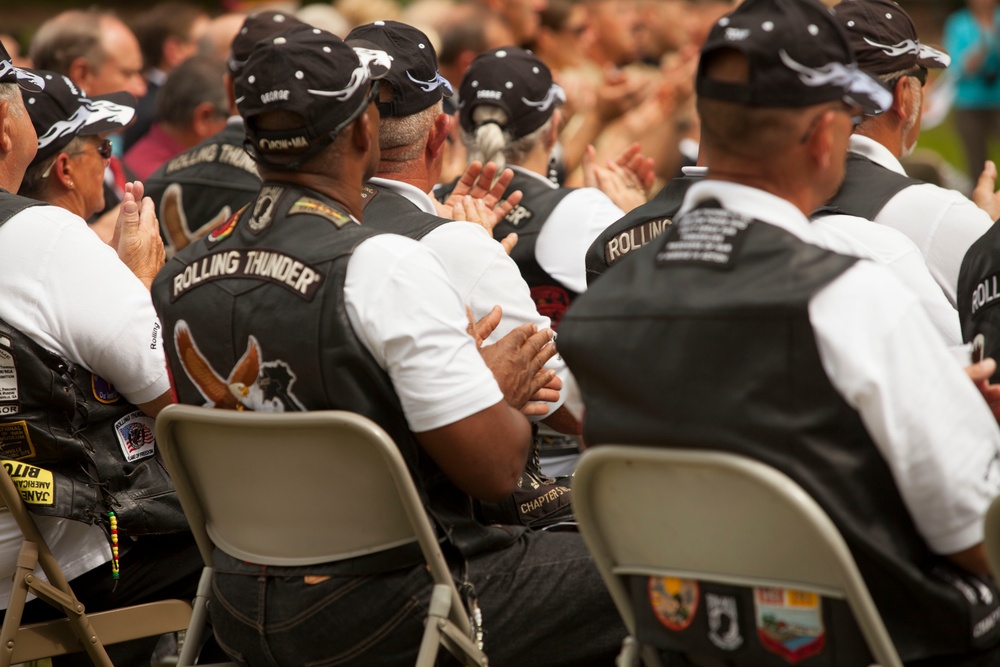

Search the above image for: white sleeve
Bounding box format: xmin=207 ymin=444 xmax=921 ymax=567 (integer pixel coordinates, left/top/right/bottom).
xmin=421 ymin=223 xmax=567 ymax=415
xmin=344 ymin=234 xmax=504 ymax=433
xmin=878 ymin=186 xmax=992 ymax=309
xmin=0 ymin=208 xmax=168 ymax=405
xmin=810 ymin=261 xmax=1000 ymax=554
xmin=535 ymin=188 xmax=624 ymax=294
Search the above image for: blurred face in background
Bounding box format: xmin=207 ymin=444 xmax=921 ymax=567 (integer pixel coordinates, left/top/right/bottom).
xmin=587 ymin=0 xmax=641 ymax=67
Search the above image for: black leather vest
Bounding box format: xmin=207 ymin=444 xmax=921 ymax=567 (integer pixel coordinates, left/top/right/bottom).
xmin=817 ymin=152 xmax=921 ymax=220
xmin=145 ymin=121 xmax=261 ymax=257
xmin=584 ymin=176 xmax=696 ymax=285
xmin=0 ymin=192 xmax=186 ymax=537
xmin=560 ymin=204 xmax=1000 ymax=664
xmin=359 ymin=183 xmax=450 ymax=240
xmin=493 ymin=172 xmax=576 ymax=329
xmin=152 ymin=183 xmax=521 ymax=558
xmin=959 ymin=222 xmax=1000 ymax=382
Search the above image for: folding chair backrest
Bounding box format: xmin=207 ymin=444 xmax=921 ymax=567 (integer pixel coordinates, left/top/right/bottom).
xmin=156 ymin=405 xmax=486 ymax=667
xmin=572 ymin=446 xmax=901 ymax=667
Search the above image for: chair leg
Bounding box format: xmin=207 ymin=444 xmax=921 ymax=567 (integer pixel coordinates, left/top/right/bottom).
xmin=177 ymin=567 xmax=213 ymax=666
xmin=616 ymin=636 xmax=640 ymax=667
xmin=415 ymin=584 xmax=453 ymax=667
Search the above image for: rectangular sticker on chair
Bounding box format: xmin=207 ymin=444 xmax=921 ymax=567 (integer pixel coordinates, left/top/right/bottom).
xmin=0 ymin=421 xmax=34 ymax=460
xmin=0 ymin=345 xmax=18 ymax=416
xmin=754 ymin=587 xmax=825 ymax=663
xmin=114 ymin=411 xmax=156 ymax=462
xmin=1 ymin=460 xmax=54 ymax=505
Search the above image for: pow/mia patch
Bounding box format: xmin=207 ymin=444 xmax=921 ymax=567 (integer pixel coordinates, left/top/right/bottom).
xmin=2 ymin=460 xmax=54 ymax=505
xmin=604 ymin=217 xmax=672 ymax=267
xmin=114 ymin=411 xmax=156 ymax=462
xmin=207 ymin=205 xmax=246 ymax=244
xmin=289 ymin=197 xmax=352 ymax=228
xmin=754 ymin=588 xmax=825 ymax=663
xmin=707 ymin=593 xmax=743 ymax=651
xmin=0 ymin=421 xmax=34 ymax=459
xmin=92 ymin=375 xmax=121 ymax=404
xmin=248 ymin=185 xmax=284 ymax=234
xmin=657 ymin=207 xmax=752 ymax=270
xmin=0 ymin=343 xmax=18 ymax=416
xmin=649 ymin=577 xmax=699 ymax=632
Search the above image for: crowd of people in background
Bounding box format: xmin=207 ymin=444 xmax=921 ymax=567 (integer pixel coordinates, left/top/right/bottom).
xmin=6 ymin=0 xmax=1000 ymax=665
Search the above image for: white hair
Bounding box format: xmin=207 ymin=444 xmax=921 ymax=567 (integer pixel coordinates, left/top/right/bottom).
xmin=461 ymin=105 xmax=552 ymax=171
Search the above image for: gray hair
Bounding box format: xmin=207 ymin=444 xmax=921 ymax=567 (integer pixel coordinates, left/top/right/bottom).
xmin=155 ymin=55 xmax=227 ymax=127
xmin=460 ymin=105 xmax=551 ymax=171
xmin=18 ymin=136 xmax=88 ymax=200
xmin=378 ymin=101 xmax=441 ymax=170
xmin=29 ymin=10 xmax=107 ymax=75
xmin=0 ymin=83 xmax=22 ymax=115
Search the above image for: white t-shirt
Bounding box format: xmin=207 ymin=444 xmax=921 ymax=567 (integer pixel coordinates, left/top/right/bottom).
xmin=367 ymin=177 xmax=569 ymax=416
xmin=343 ymin=232 xmax=504 ymax=433
xmin=680 ymin=181 xmax=1000 ymax=554
xmin=508 ymin=166 xmax=625 ymax=295
xmin=849 ymin=134 xmax=992 ymax=309
xmin=0 ymin=203 xmax=170 ymax=608
xmin=812 ymin=213 xmax=963 ymax=346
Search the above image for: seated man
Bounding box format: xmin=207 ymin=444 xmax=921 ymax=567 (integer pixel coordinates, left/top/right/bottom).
xmin=0 ymin=45 xmax=204 ymax=666
xmin=559 ymin=0 xmax=1000 ymax=665
xmin=151 ymin=26 xmax=625 ymax=667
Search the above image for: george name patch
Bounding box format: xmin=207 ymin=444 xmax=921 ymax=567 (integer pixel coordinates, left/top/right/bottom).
xmin=604 ymin=217 xmax=672 ymax=266
xmin=171 ymin=248 xmax=324 ymax=302
xmin=289 ymin=197 xmax=352 ymax=228
xmin=657 ymin=208 xmax=751 ymax=270
xmin=2 ymin=460 xmax=53 ymax=505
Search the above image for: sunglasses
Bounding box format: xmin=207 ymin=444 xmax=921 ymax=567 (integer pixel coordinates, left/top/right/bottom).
xmin=41 ymin=138 xmax=113 ymax=178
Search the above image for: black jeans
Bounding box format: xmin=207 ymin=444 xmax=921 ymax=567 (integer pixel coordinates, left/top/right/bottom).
xmin=210 ymin=530 xmax=626 ymax=666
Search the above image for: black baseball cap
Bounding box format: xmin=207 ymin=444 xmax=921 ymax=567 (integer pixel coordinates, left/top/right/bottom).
xmin=234 ymin=25 xmax=391 ymax=170
xmin=21 ymin=70 xmax=136 ymax=165
xmin=458 ymin=47 xmax=565 ymax=140
xmin=346 ymin=20 xmax=453 ymax=117
xmin=0 ymin=42 xmax=16 ymax=85
xmin=696 ymin=0 xmax=892 ymax=115
xmin=834 ymin=0 xmax=950 ymax=77
xmin=228 ymin=10 xmax=308 ymax=76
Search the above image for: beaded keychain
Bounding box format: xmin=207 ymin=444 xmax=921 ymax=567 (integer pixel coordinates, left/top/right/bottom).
xmin=108 ymin=511 xmax=120 ymax=579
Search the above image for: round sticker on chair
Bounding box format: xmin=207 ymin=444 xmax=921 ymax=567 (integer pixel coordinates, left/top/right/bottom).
xmin=648 ymin=577 xmax=699 ymax=631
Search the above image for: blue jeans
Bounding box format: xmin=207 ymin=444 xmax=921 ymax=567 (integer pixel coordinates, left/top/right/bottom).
xmin=209 ymin=530 xmax=625 ymax=666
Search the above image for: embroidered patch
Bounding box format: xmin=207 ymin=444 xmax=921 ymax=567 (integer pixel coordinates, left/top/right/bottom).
xmin=207 ymin=205 xmax=246 ymax=243
xmin=174 ymin=322 xmax=306 ymax=412
xmin=656 ymin=207 xmax=752 ymax=270
xmin=530 ymin=285 xmax=571 ymax=330
xmin=360 ymin=183 xmax=379 ymax=206
xmin=970 ymin=273 xmax=1000 ymax=317
xmin=114 ymin=411 xmax=156 ymax=462
xmin=754 ymin=588 xmax=825 ymax=664
xmin=0 ymin=421 xmax=34 ymax=459
xmin=707 ymin=593 xmax=743 ymax=651
xmin=1 ymin=460 xmax=53 ymax=505
xmin=288 ymin=196 xmax=352 ymax=228
xmin=92 ymin=375 xmax=121 ymax=404
xmin=604 ymin=217 xmax=672 ymax=267
xmin=248 ymin=185 xmax=284 ymax=234
xmin=0 ymin=343 xmax=18 ymax=416
xmin=649 ymin=577 xmax=699 ymax=632
xmin=504 ymin=203 xmax=533 ymax=228
xmin=170 ymin=248 xmax=324 ymax=302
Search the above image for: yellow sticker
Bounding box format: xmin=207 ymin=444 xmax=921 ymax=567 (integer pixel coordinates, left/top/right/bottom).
xmin=786 ymin=590 xmax=820 ymax=608
xmin=1 ymin=460 xmax=54 ymax=505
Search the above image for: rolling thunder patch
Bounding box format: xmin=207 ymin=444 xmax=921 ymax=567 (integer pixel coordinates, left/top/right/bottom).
xmin=171 ymin=249 xmax=324 ymax=302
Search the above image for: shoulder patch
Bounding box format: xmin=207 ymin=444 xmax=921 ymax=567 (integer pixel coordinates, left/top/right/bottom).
xmin=248 ymin=185 xmax=284 ymax=234
xmin=288 ymin=196 xmax=352 ymax=228
xmin=504 ymin=203 xmax=534 ymax=228
xmin=656 ymin=207 xmax=752 ymax=270
xmin=360 ymin=184 xmax=379 ymax=209
xmin=207 ymin=204 xmax=246 ymax=244
xmin=170 ymin=248 xmax=323 ymax=302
